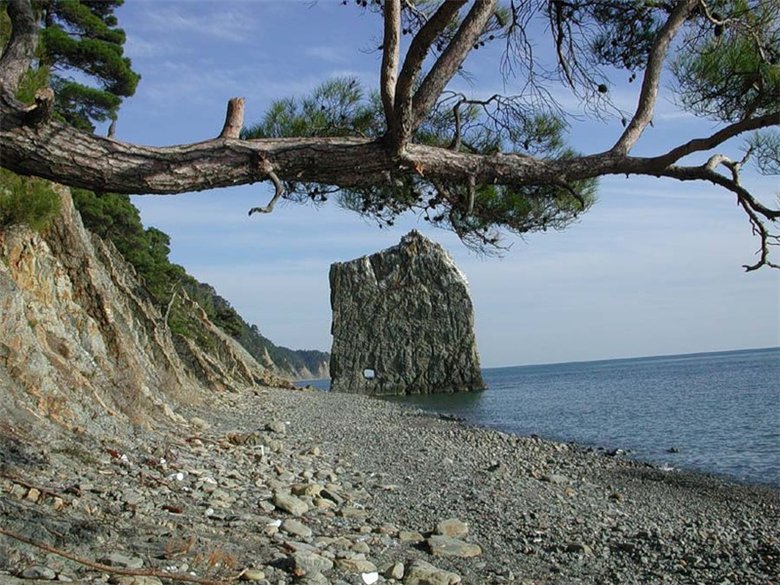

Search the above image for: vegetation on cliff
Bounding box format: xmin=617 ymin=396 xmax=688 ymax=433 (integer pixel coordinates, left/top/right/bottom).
xmin=0 ymin=171 xmax=327 ymax=380
xmin=0 ymin=168 xmax=60 ymax=231
xmin=68 ymin=187 xmax=329 ymax=378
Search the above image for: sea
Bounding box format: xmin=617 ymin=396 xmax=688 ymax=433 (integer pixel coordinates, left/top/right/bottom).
xmin=301 ymin=347 xmax=780 ymax=487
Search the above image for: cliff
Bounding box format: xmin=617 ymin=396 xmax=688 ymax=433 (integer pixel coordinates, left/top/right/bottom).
xmin=0 ymin=185 xmax=289 ymax=438
xmin=329 ymin=230 xmax=485 ymax=395
xmin=183 ymin=280 xmax=330 ymax=381
xmin=68 ymin=187 xmax=330 ymax=382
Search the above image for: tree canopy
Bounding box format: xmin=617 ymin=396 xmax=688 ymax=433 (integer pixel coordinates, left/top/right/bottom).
xmin=0 ymin=0 xmax=778 ymax=268
xmin=1 ymin=0 xmax=139 ymax=131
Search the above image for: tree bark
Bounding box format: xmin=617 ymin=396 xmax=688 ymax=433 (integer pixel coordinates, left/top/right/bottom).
xmin=1 ymin=98 xmax=778 ymax=196
xmin=390 ymin=0 xmax=467 ymax=149
xmin=380 ymin=0 xmax=401 ymax=130
xmin=0 ymin=0 xmax=36 ymax=94
xmin=219 ymin=97 xmax=245 ymax=139
xmin=411 ymin=0 xmax=497 ymax=129
xmin=610 ymin=0 xmax=698 ymax=155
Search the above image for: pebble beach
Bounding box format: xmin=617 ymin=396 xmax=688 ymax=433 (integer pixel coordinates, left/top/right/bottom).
xmin=1 ymin=385 xmax=778 ymax=585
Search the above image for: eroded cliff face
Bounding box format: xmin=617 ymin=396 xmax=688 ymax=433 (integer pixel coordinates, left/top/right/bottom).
xmin=329 ymin=230 xmax=485 ymax=395
xmin=0 ymin=187 xmax=286 ymax=438
xmin=171 ymin=291 xmax=292 ymax=392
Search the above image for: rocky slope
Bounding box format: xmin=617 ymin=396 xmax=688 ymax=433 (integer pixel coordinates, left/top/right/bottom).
xmin=0 ymin=185 xmax=289 ymax=440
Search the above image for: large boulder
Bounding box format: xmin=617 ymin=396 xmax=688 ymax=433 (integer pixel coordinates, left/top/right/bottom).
xmin=329 ymin=230 xmax=485 ymax=395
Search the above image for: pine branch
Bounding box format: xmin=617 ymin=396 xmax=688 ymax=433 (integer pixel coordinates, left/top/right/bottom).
xmin=391 ymin=0 xmax=466 ymax=149
xmin=610 ymin=0 xmax=699 ymax=156
xmin=380 ymin=0 xmax=401 ymax=129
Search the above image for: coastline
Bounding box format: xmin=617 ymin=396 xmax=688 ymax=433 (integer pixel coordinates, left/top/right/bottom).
xmin=383 ymin=401 xmax=780 ymax=492
xmin=2 ymin=385 xmax=778 ymax=584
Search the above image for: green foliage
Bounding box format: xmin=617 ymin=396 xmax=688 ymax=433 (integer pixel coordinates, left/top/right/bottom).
xmin=15 ymin=64 xmax=51 ymax=104
xmin=71 ymin=189 xmax=185 ymax=302
xmin=0 ymin=169 xmax=62 ymax=232
xmin=167 ymin=300 xmax=217 ymax=352
xmin=672 ymin=0 xmax=780 ymax=122
xmin=36 ymin=0 xmax=140 ymax=131
xmin=244 ymin=77 xmax=594 ymax=250
xmin=748 ymin=129 xmax=780 ymax=176
xmin=52 ymin=78 xmax=121 ymax=131
xmin=243 ymin=77 xmax=383 ymax=139
xmin=179 ymin=280 xmax=244 ymax=337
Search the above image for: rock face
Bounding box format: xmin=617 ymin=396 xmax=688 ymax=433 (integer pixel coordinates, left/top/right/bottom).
xmin=0 ymin=186 xmax=286 ymax=438
xmin=329 ymin=230 xmax=485 ymax=395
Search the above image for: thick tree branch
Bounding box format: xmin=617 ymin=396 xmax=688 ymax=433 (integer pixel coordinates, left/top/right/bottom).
xmin=648 ymin=111 xmax=780 ymax=166
xmin=411 ymin=0 xmax=498 ymax=129
xmin=0 ymin=0 xmax=37 ymax=96
xmin=1 ymin=95 xmax=777 ymax=214
xmin=390 ymin=0 xmax=466 ymax=149
xmin=2 ymin=94 xmax=778 ymax=268
xmin=610 ymin=0 xmax=698 ymax=156
xmin=380 ymin=0 xmax=401 ymax=130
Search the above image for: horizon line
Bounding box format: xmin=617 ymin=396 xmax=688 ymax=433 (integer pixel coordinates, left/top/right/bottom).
xmin=485 ymin=345 xmax=780 ymax=371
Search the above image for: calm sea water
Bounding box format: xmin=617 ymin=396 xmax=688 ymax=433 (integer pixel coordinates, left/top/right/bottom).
xmin=302 ymin=348 xmax=780 ymax=487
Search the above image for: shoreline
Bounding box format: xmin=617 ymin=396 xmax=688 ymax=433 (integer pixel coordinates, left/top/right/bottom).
xmin=300 ymin=381 xmax=780 ymax=492
xmin=2 ymin=384 xmax=778 ymax=584
xmin=403 ymin=411 xmax=780 ymax=493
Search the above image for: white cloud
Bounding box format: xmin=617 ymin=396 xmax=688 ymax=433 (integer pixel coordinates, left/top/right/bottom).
xmin=124 ymin=35 xmax=181 ymax=59
xmin=143 ymin=6 xmax=259 ymax=42
xmin=304 ymin=45 xmax=352 ymax=64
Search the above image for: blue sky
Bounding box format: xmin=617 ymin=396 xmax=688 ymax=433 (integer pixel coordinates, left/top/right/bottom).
xmin=111 ymin=1 xmax=779 ymax=367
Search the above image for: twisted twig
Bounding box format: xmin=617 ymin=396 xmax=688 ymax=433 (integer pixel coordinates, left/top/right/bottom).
xmin=248 ymin=163 xmax=284 ymax=216
xmin=0 ymin=526 xmax=235 ymax=585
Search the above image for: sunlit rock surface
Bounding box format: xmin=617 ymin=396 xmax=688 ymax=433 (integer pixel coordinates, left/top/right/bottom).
xmin=0 ymin=187 xmax=287 ymax=438
xmin=329 ymin=230 xmax=485 ymax=395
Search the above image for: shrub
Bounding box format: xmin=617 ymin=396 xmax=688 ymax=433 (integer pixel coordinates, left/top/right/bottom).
xmin=0 ymin=169 xmax=62 ymax=232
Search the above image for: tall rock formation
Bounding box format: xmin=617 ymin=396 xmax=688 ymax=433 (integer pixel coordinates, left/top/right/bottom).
xmin=329 ymin=230 xmax=485 ymax=395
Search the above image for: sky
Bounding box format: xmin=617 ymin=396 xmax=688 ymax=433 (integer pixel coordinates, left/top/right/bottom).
xmin=110 ymin=1 xmax=779 ymax=368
